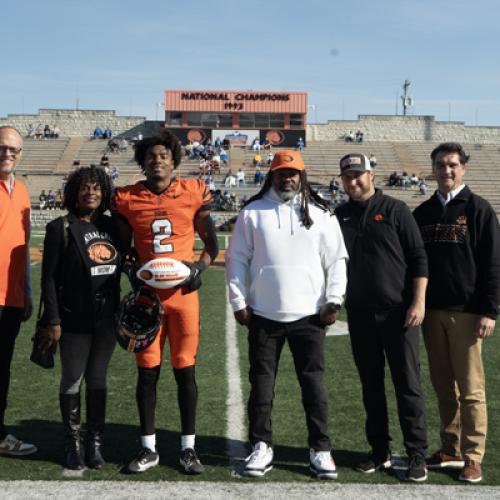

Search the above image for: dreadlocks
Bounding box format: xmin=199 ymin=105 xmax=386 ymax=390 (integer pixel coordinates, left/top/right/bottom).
xmin=244 ymin=170 xmax=333 ymax=229
xmin=63 ymin=165 xmax=113 ymax=215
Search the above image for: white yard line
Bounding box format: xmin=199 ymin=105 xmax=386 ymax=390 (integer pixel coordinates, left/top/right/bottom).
xmin=225 ymin=286 xmax=247 ymax=471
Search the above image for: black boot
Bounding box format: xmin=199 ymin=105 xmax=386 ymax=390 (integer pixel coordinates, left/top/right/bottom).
xmin=59 ymin=393 xmax=85 ymax=470
xmin=85 ymin=388 xmax=106 ymax=469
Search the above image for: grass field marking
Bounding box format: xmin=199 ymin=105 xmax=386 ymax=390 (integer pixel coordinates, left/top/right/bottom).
xmin=225 ymin=285 xmax=247 ymax=472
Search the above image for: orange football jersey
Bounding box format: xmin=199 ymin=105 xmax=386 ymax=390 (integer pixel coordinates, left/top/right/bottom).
xmin=112 ymin=179 xmax=211 ymax=265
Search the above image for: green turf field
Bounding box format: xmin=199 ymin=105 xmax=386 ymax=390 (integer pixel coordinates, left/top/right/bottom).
xmin=2 ymin=262 xmax=499 ymax=485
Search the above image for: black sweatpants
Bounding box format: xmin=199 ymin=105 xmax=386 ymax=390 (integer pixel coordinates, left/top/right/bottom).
xmin=247 ymin=313 xmax=331 ymax=451
xmin=347 ymin=307 xmax=427 ymax=457
xmin=0 ymin=306 xmax=23 ymax=440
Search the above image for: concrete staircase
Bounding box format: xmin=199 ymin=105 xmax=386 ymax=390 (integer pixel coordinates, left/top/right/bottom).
xmin=54 ymin=137 xmax=84 ymax=172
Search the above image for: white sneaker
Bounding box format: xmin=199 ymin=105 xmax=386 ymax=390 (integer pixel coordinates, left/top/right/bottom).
xmin=244 ymin=441 xmax=273 ymax=477
xmin=0 ymin=434 xmax=37 ymax=456
xmin=309 ymin=449 xmax=338 ymax=479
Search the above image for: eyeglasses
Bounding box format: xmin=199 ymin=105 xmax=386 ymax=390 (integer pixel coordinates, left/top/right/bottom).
xmin=0 ymin=145 xmax=22 ymax=155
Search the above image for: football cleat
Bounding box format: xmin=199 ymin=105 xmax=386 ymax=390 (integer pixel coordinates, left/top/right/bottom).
xmin=127 ymin=447 xmax=159 ymax=473
xmin=180 ymin=448 xmax=204 ymax=474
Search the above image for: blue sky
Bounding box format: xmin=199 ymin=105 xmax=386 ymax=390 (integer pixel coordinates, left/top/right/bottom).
xmin=2 ymin=0 xmax=499 ymax=125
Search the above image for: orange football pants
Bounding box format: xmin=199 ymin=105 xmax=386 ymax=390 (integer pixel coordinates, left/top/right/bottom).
xmin=136 ymin=288 xmax=200 ymax=369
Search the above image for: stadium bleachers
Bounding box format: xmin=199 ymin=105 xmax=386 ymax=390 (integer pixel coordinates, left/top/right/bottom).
xmin=15 ymin=136 xmax=500 ymax=216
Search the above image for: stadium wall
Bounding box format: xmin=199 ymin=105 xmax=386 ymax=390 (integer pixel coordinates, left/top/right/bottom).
xmin=3 ymin=109 xmax=500 ymax=144
xmin=308 ymin=115 xmax=500 ymax=143
xmin=0 ymin=109 xmax=146 ymax=137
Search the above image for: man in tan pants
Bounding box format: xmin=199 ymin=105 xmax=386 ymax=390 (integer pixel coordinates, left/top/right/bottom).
xmin=413 ymin=142 xmax=500 ymax=484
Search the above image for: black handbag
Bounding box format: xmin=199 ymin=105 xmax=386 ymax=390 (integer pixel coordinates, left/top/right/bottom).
xmin=30 ymin=215 xmax=68 ymax=369
xmin=30 ymin=301 xmax=56 ymax=369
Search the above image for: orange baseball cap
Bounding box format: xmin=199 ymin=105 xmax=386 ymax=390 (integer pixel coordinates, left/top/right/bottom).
xmin=270 ymin=150 xmax=305 ymax=172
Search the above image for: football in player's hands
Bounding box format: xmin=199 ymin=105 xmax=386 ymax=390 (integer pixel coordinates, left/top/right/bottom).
xmin=136 ymin=258 xmax=191 ymax=289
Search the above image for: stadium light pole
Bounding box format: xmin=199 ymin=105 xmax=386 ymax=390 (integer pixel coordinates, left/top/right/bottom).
xmin=155 ymin=102 xmax=163 ymax=121
xmin=308 ymin=104 xmax=317 ymax=123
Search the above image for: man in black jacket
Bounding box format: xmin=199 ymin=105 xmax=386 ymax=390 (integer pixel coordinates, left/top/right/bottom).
xmin=413 ymin=142 xmax=500 ymax=484
xmin=336 ymin=153 xmax=428 ymax=482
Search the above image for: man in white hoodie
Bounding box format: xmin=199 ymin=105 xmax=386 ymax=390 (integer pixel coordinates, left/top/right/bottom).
xmin=225 ymin=150 xmax=348 ymax=479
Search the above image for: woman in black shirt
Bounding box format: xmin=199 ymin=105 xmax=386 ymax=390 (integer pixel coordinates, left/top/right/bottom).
xmin=41 ymin=166 xmax=120 ymax=470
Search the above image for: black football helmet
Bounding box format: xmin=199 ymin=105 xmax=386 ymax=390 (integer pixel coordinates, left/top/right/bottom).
xmin=115 ymin=286 xmax=163 ymax=353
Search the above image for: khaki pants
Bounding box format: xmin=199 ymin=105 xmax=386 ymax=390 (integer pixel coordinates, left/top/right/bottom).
xmin=422 ymin=310 xmax=487 ymax=462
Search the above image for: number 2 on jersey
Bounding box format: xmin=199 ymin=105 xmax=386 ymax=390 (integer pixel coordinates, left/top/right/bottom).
xmin=152 ymin=218 xmax=173 ymax=253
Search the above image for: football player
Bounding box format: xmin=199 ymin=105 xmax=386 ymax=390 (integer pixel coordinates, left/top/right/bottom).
xmin=112 ymin=130 xmax=218 ymax=474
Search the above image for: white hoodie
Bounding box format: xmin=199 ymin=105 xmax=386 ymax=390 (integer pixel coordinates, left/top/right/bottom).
xmin=225 ymin=188 xmax=348 ymax=322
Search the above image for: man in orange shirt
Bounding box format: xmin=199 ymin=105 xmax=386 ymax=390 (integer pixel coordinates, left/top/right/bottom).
xmin=0 ymin=126 xmax=37 ymax=456
xmin=112 ymin=130 xmax=218 ymax=474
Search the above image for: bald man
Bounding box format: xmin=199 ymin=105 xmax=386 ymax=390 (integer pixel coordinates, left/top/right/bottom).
xmin=0 ymin=126 xmax=36 ymax=455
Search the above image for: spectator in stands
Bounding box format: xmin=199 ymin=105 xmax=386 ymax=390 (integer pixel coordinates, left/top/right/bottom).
xmin=413 ymin=142 xmax=500 ymax=484
xmin=100 ymin=154 xmax=110 ymax=168
xmin=329 ymin=178 xmax=339 ymax=198
xmin=399 ymin=172 xmax=410 ymax=188
xmin=252 ymin=138 xmax=261 ymax=151
xmin=236 ymin=168 xmax=246 ymax=186
xmin=388 ymin=171 xmax=399 ymax=187
xmin=229 ymin=192 xmax=238 ymax=210
xmin=119 ymin=138 xmax=128 ymax=152
xmin=296 ymin=137 xmax=305 ymax=151
xmin=47 ymin=190 xmax=56 ymax=210
xmin=410 ymin=173 xmax=419 ymax=186
xmin=418 ymin=179 xmax=428 ymax=195
xmin=109 ymin=166 xmax=119 ymax=185
xmin=212 ymin=152 xmax=221 ymax=170
xmin=253 ymin=153 xmax=262 ymax=168
xmin=254 ymin=166 xmax=264 ymax=186
xmin=345 ymin=131 xmax=355 ymax=143
xmin=52 ymin=126 xmax=60 ymax=139
xmin=262 ymin=139 xmax=272 ymax=150
xmin=355 ymin=130 xmax=364 ymax=143
xmin=35 ymin=124 xmax=44 ymax=140
xmin=224 ymin=170 xmax=237 ymax=188
xmin=266 ymin=152 xmax=274 ymax=165
xmin=214 ymin=137 xmax=222 ymax=148
xmin=199 ymin=158 xmax=207 ymax=176
xmin=55 ymin=190 xmax=63 ymax=209
xmin=72 ymin=160 xmax=81 ymax=171
xmin=39 ymin=189 xmax=48 ymax=210
xmin=26 ymin=124 xmax=35 ymax=139
xmin=40 ymin=165 xmax=119 ymax=471
xmin=208 ymin=176 xmax=216 ymax=193
xmin=0 ymin=126 xmax=37 ymax=458
xmin=103 ymin=128 xmax=113 ymax=140
xmin=43 ymin=125 xmax=52 ymax=139
xmin=108 ymin=139 xmax=119 ymax=153
xmin=369 ymin=154 xmax=377 ymax=168
xmin=219 ymin=147 xmax=228 ymax=165
xmin=93 ymin=127 xmax=104 ymax=140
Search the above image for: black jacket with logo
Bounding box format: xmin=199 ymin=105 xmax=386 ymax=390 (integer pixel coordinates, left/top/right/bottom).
xmin=336 ymin=189 xmax=428 ymax=312
xmin=41 ymin=213 xmax=121 ymax=333
xmin=413 ymin=186 xmax=500 ymax=319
